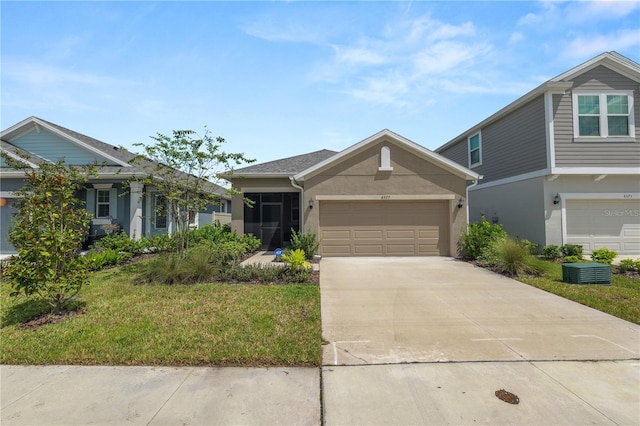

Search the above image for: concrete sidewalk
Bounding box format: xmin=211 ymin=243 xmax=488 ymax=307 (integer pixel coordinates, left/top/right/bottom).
xmin=0 ymin=365 xmax=320 ymax=425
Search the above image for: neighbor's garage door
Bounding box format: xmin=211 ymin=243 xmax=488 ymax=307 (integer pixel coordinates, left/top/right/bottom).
xmin=566 ymin=199 xmax=640 ymax=255
xmin=319 ymin=200 xmax=449 ymax=256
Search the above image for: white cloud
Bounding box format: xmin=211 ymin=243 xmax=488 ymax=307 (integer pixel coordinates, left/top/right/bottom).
xmin=3 ymin=59 xmax=135 ymax=87
xmin=333 ymin=46 xmax=388 ymax=67
xmin=566 ymin=0 xmax=640 ymax=23
xmin=561 ymin=28 xmax=640 ymax=58
xmin=508 ymin=32 xmax=524 ymax=46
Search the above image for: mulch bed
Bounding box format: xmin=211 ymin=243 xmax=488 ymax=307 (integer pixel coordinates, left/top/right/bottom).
xmin=18 ymin=307 xmax=88 ymax=330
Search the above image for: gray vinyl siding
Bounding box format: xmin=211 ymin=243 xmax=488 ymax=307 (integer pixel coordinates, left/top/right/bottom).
xmin=439 ymin=96 xmax=547 ymax=183
xmin=9 ymin=129 xmax=120 ymax=166
xmin=554 ymin=65 xmax=640 ymax=167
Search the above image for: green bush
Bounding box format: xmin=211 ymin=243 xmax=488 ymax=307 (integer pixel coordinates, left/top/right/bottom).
xmin=290 ymin=229 xmax=320 ymax=260
xmin=563 ymin=255 xmax=583 ymax=263
xmin=542 ymin=244 xmax=562 ymax=260
xmin=189 ymin=223 xmax=232 ymax=246
xmin=141 ymin=233 xmax=176 ymax=253
xmin=93 ymin=231 xmax=144 ymax=255
xmin=518 ymin=239 xmax=538 ymax=254
xmin=458 ymin=217 xmax=507 ymax=260
xmin=590 ymin=248 xmax=617 ymax=265
xmin=84 ymin=249 xmax=131 ymax=271
xmin=220 ymin=264 xmax=313 ymax=284
xmin=479 ymin=237 xmax=543 ymax=277
xmin=618 ymin=259 xmax=640 ymax=273
xmin=561 ymin=244 xmax=583 ymax=259
xmin=282 ymin=249 xmax=312 ymax=270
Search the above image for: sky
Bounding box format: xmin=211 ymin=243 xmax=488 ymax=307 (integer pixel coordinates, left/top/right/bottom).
xmin=2 ymin=1 xmax=639 ymax=167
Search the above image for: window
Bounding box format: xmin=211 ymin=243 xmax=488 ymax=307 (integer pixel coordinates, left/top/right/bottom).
xmin=155 ymin=195 xmax=167 ymax=229
xmin=96 ymin=190 xmax=111 ymax=218
xmin=468 ymin=132 xmax=481 ymax=167
xmin=573 ymin=92 xmax=634 ymax=139
xmin=378 ymin=146 xmax=393 ymax=171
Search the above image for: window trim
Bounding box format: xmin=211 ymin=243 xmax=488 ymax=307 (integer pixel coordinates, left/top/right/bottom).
xmin=572 ymin=91 xmax=635 ymax=142
xmin=95 ymin=189 xmax=111 ymax=219
xmin=468 ymin=132 xmax=482 ymax=168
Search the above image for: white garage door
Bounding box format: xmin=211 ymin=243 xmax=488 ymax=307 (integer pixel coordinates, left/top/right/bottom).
xmin=566 ymin=199 xmax=640 ymax=255
xmin=319 ymin=200 xmax=449 ymax=257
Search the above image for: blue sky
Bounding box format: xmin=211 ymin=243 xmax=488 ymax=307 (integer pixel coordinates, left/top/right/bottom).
xmin=2 ymin=1 xmax=639 ymax=166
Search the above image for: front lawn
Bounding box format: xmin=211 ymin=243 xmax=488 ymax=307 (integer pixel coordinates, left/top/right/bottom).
xmin=0 ymin=262 xmax=321 ymax=366
xmin=517 ymin=260 xmax=640 ymax=325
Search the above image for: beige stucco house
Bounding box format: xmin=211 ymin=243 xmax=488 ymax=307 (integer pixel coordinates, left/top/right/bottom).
xmin=224 ymin=129 xmax=481 ymax=257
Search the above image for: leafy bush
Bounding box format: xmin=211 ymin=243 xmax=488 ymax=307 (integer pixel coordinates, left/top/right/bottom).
xmin=479 ymin=237 xmax=543 ymax=277
xmin=618 ymin=259 xmax=640 ymax=273
xmin=282 ymin=249 xmax=312 ymax=270
xmin=563 ymin=255 xmax=583 ymax=263
xmin=141 ymin=233 xmax=176 ymax=253
xmin=84 ymin=249 xmax=131 ymax=271
xmin=542 ymin=244 xmax=562 ymax=260
xmin=590 ymin=248 xmax=617 ymax=265
xmin=561 ymin=244 xmax=583 ymax=259
xmin=518 ymin=239 xmax=538 ymax=254
xmin=242 ymin=234 xmax=261 ymax=253
xmin=93 ymin=231 xmax=144 ymax=255
xmin=189 ymin=223 xmax=232 ymax=246
xmin=458 ymin=217 xmax=507 ymax=260
xmin=220 ymin=264 xmax=313 ymax=284
xmin=290 ymin=229 xmax=320 ymax=260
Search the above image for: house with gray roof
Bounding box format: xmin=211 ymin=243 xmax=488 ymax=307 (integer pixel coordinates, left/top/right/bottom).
xmin=0 ymin=116 xmax=230 ymax=254
xmin=436 ymin=51 xmax=640 ymax=255
xmin=224 ymin=129 xmax=480 ymax=256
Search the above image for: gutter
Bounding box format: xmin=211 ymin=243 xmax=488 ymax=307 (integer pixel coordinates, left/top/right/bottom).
xmin=465 ymin=178 xmax=481 ymax=226
xmin=289 ymin=176 xmax=305 ymax=232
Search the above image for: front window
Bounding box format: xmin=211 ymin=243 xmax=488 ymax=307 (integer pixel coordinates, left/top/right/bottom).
xmin=155 ymin=195 xmax=167 ymax=229
xmin=574 ymin=92 xmax=634 ymax=139
xmin=96 ymin=190 xmax=111 ymax=218
xmin=468 ymin=132 xmax=481 ymax=167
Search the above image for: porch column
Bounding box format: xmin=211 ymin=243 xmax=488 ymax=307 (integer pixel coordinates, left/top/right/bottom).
xmin=129 ymin=182 xmax=144 ymax=240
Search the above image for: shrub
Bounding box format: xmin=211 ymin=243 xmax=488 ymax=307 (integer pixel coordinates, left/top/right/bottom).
xmin=561 ymin=244 xmax=583 ymax=259
xmin=479 ymin=237 xmax=543 ymax=277
xmin=84 ymin=249 xmax=131 ymax=271
xmin=282 ymin=249 xmax=312 ymax=270
xmin=618 ymin=259 xmax=640 ymax=273
xmin=183 ymin=246 xmax=217 ymax=282
xmin=242 ymin=233 xmax=261 ymax=253
xmin=220 ymin=264 xmax=313 ymax=284
xmin=189 ymin=223 xmax=232 ymax=246
xmin=290 ymin=229 xmax=320 ymax=260
xmin=93 ymin=231 xmax=144 ymax=255
xmin=563 ymin=255 xmax=583 ymax=263
xmin=590 ymin=248 xmax=617 ymax=265
xmin=458 ymin=217 xmax=507 ymax=260
xmin=210 ymin=240 xmax=248 ymax=266
xmin=518 ymin=239 xmax=538 ymax=254
xmin=542 ymin=244 xmax=562 ymax=260
xmin=141 ymin=233 xmax=176 ymax=253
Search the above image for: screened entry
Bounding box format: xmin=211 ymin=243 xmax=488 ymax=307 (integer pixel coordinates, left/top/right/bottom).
xmin=243 ymin=192 xmax=300 ymax=250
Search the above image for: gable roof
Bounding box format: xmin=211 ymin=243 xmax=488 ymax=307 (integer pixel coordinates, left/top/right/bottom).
xmin=435 ymin=51 xmax=640 ymax=154
xmin=1 ymin=116 xmax=229 ymax=198
xmin=294 ymin=129 xmax=481 ymax=181
xmin=226 ymin=149 xmax=338 ymax=178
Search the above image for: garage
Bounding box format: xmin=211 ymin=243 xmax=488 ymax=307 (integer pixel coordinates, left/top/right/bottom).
xmin=566 ymin=199 xmax=640 ymax=255
xmin=319 ymin=200 xmax=449 ymax=256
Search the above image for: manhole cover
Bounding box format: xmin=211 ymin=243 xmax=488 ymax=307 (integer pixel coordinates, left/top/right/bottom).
xmin=495 ymin=389 xmax=520 ymax=404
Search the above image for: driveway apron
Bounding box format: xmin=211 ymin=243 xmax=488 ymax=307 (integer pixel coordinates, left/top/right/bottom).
xmin=320 ymin=257 xmax=640 ymax=425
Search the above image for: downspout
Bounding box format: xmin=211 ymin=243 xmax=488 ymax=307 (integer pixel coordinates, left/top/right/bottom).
xmin=289 ymin=176 xmax=304 ymax=232
xmin=465 ymin=178 xmax=480 ymax=226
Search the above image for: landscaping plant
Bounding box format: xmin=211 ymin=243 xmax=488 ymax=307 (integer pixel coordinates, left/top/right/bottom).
xmin=1 ymin=158 xmax=94 ymax=314
xmin=542 ymin=244 xmax=562 ymax=260
xmin=618 ymin=259 xmax=640 ymax=273
xmin=290 ymin=229 xmax=320 ymax=260
xmin=458 ymin=216 xmax=507 ymax=260
xmin=479 ymin=237 xmax=543 ymax=277
xmin=282 ymin=249 xmax=312 ymax=270
xmin=561 ymin=244 xmax=584 ymax=259
xmin=590 ymin=248 xmax=617 ymax=265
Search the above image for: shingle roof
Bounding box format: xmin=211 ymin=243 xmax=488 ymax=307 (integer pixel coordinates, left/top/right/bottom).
xmin=231 ymin=149 xmax=338 ymax=175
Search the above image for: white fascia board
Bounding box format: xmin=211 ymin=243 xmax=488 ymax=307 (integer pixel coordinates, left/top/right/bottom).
xmin=295 ymin=129 xmax=481 ymax=181
xmin=552 ymin=53 xmax=640 ymax=82
xmin=435 ymin=81 xmax=572 ymax=154
xmin=550 ymin=167 xmax=640 ymax=175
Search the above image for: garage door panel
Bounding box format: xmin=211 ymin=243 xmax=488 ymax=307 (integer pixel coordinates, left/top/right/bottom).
xmin=566 ymin=199 xmax=640 ymax=255
xmin=319 ymin=200 xmax=449 ymax=257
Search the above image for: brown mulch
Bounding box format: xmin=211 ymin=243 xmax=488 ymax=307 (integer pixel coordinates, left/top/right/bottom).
xmin=17 ymin=307 xmax=88 ymax=330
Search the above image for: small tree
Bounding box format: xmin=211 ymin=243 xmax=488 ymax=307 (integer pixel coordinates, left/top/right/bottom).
xmin=1 ymin=157 xmax=94 ymax=314
xmin=129 ymin=128 xmax=254 ymax=255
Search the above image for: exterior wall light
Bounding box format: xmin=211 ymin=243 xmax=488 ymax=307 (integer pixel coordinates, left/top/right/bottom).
xmin=309 ymin=198 xmax=314 ymax=209
xmin=553 ymin=193 xmax=561 ymax=205
xmin=457 ymin=198 xmax=464 ymax=209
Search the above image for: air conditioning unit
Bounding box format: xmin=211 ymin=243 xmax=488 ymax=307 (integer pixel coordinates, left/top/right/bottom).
xmin=562 ymin=263 xmax=611 ymax=285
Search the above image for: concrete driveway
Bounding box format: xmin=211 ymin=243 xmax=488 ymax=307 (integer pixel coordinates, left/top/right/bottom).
xmin=321 ymin=257 xmax=640 ymax=425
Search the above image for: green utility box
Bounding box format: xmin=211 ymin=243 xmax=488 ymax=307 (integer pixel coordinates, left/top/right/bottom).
xmin=562 ymin=263 xmax=611 ymax=285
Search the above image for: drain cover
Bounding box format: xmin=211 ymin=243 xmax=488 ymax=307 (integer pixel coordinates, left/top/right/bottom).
xmin=495 ymin=389 xmax=520 ymax=404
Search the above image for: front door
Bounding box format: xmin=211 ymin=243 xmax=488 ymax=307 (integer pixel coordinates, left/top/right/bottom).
xmin=261 ymin=203 xmax=282 ymax=250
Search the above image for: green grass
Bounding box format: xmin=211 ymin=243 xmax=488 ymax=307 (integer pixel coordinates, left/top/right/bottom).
xmin=0 ymin=262 xmax=321 ymax=366
xmin=517 ymin=260 xmax=640 ymax=325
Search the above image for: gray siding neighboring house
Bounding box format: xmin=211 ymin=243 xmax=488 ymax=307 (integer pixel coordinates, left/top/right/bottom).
xmin=436 ymin=51 xmax=640 ymax=255
xmin=0 ymin=117 xmax=231 ymax=255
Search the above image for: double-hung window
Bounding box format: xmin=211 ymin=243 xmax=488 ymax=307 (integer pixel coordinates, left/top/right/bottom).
xmin=573 ymin=91 xmax=634 ymax=140
xmin=96 ymin=190 xmax=111 ymax=218
xmin=468 ymin=132 xmax=481 ymax=168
